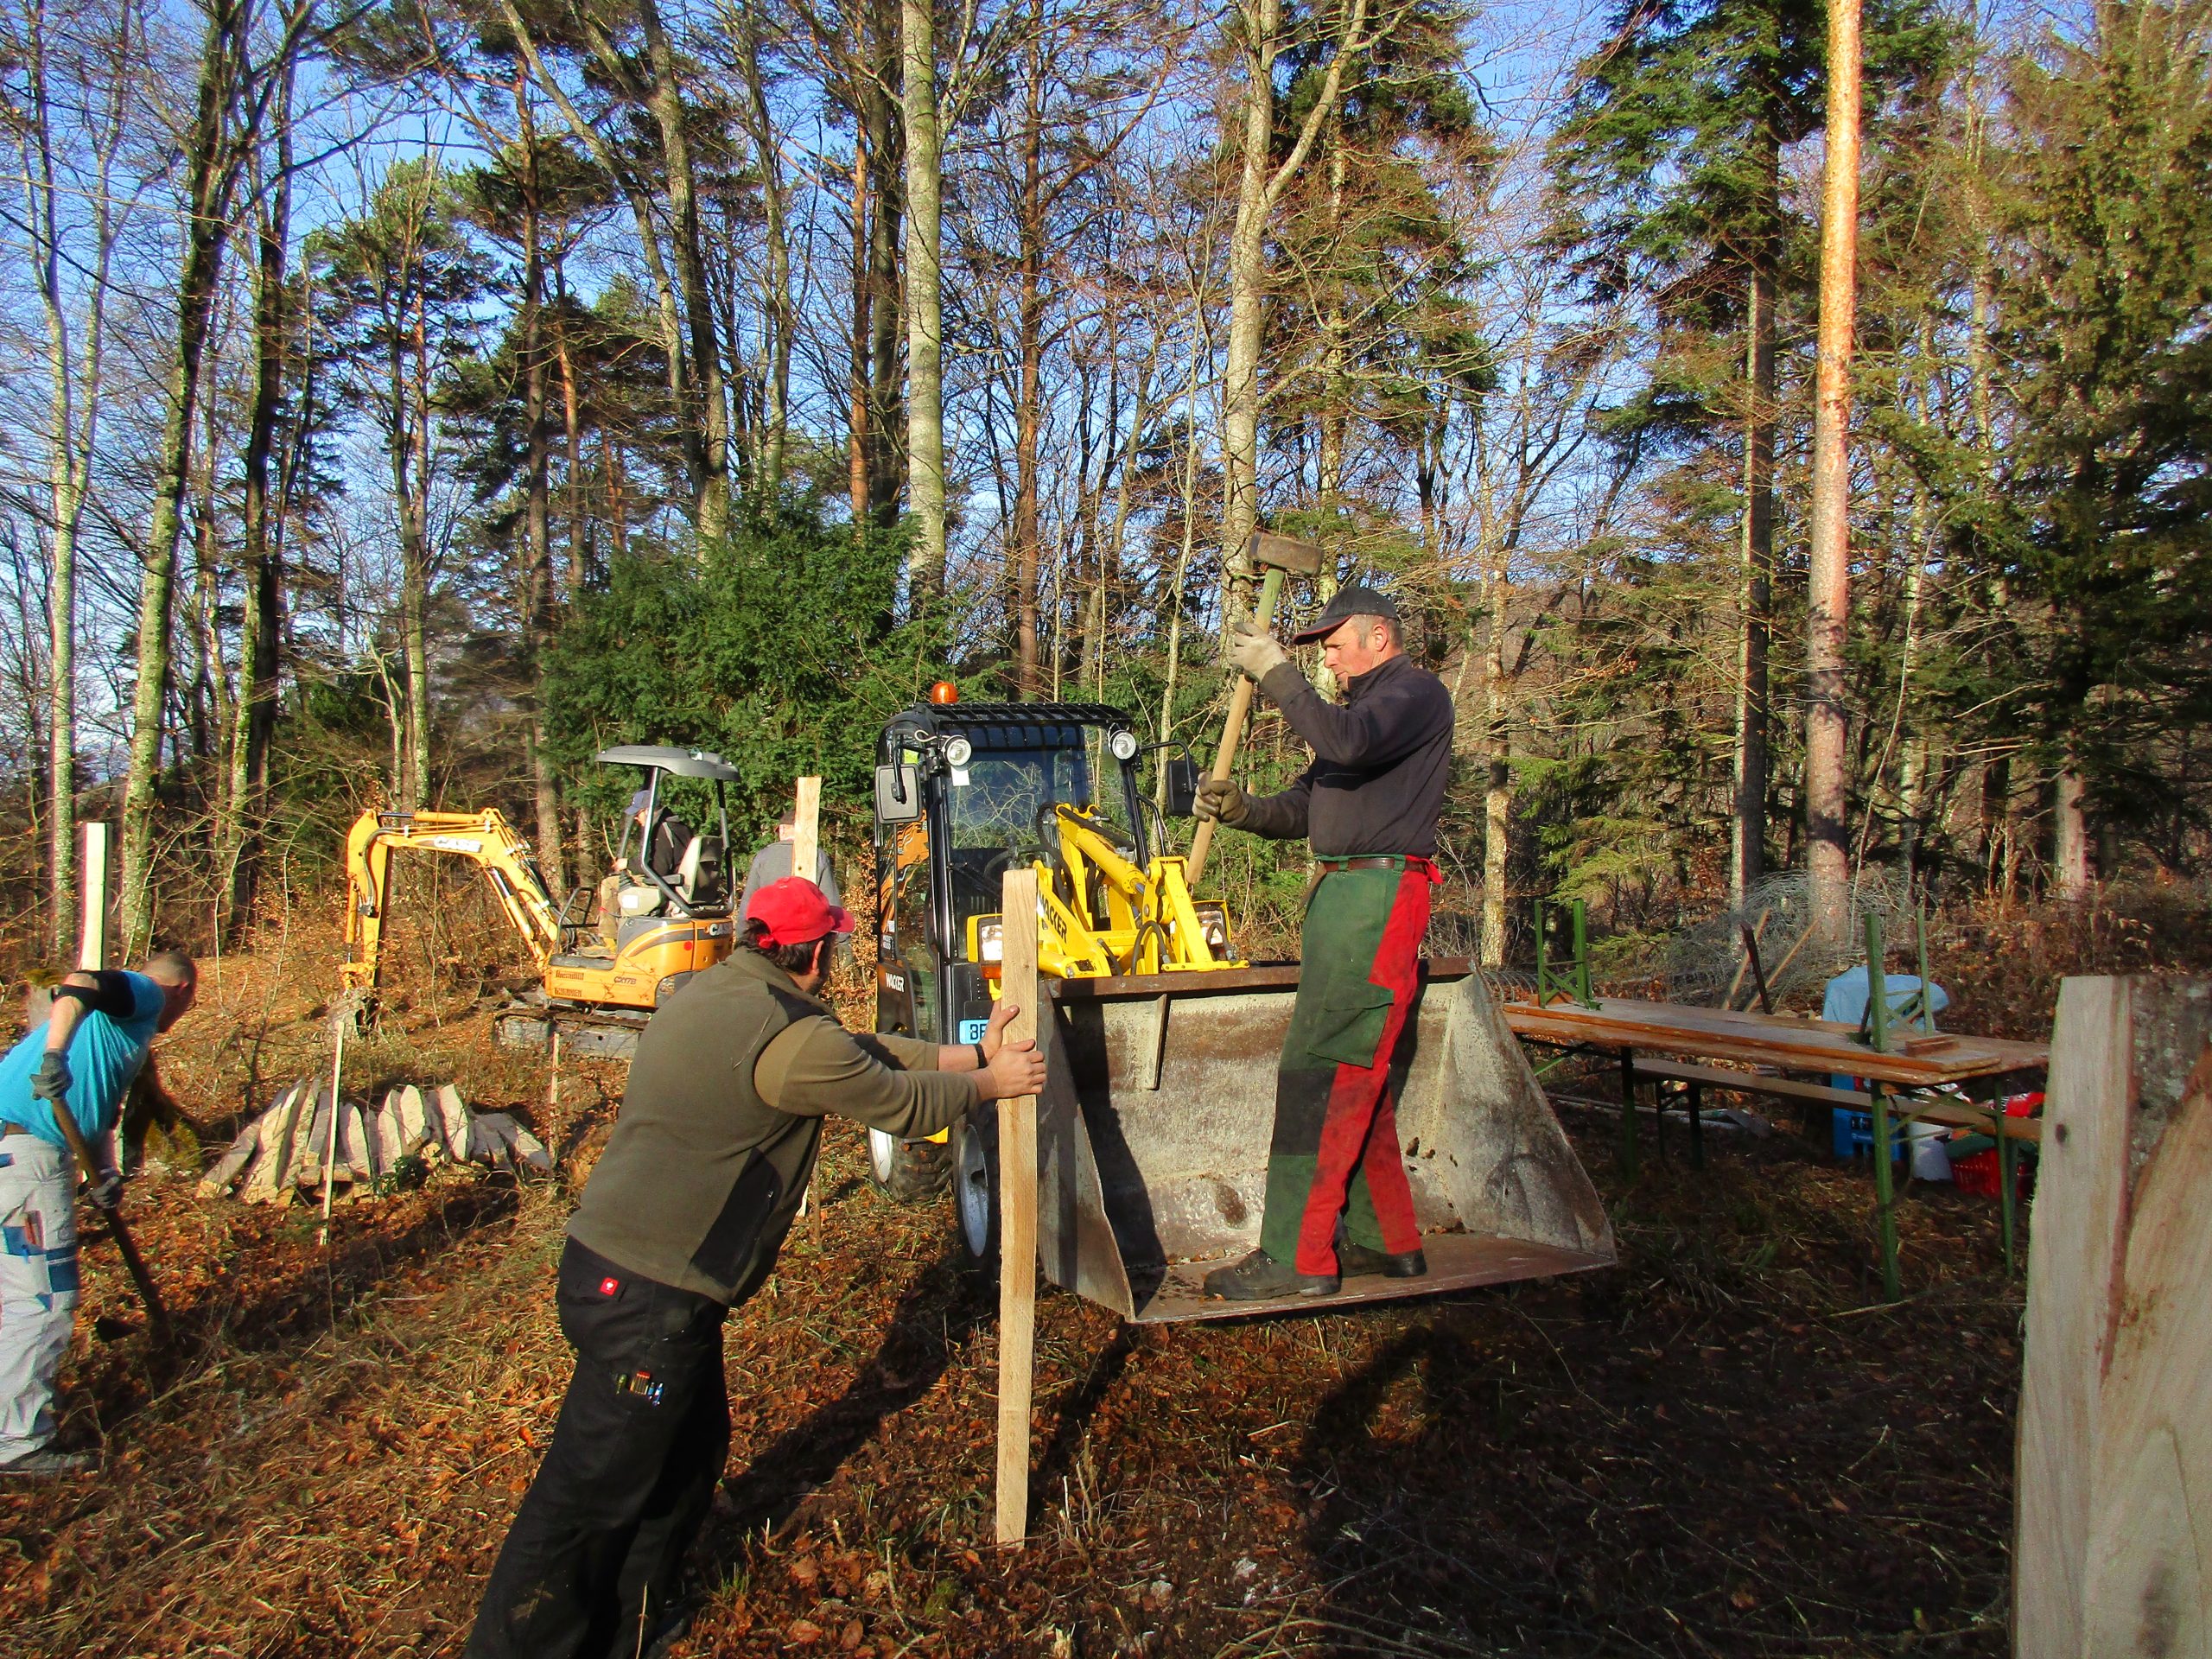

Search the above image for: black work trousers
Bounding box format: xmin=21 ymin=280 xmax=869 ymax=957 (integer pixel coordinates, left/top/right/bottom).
xmin=467 ymin=1239 xmax=731 ymax=1659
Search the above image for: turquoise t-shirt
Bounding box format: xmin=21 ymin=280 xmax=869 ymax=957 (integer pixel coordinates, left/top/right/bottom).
xmin=0 ymin=972 xmax=166 ymax=1144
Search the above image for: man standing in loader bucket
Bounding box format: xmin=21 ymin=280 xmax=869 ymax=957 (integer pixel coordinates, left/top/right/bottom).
xmin=467 ymin=877 xmax=1045 ymax=1659
xmin=1195 ymin=585 xmax=1454 ymax=1300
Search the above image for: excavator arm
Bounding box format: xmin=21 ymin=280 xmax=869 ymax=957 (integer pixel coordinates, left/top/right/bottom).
xmin=340 ymin=810 xmax=565 ymax=993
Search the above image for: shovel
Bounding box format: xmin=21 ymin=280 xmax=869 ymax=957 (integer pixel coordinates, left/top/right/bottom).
xmin=1185 ymin=531 xmax=1322 ymax=889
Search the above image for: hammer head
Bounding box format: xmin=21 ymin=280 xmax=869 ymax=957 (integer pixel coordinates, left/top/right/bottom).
xmin=1245 ymin=531 xmax=1323 ymax=577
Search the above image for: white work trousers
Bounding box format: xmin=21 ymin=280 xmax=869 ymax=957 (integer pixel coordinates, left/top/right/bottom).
xmin=0 ymin=1133 xmax=79 ymax=1461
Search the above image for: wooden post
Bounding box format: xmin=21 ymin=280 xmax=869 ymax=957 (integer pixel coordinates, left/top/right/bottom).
xmin=78 ymin=822 xmax=110 ymax=970
xmin=319 ymin=1001 xmax=347 ymax=1246
xmin=791 ymin=775 xmax=822 ymax=889
xmin=994 ymin=867 xmax=1039 ymax=1546
xmin=2015 ymin=976 xmax=2210 ymax=1659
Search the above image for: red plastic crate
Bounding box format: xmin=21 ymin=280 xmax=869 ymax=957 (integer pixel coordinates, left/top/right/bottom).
xmin=1950 ymin=1092 xmax=2042 ymax=1199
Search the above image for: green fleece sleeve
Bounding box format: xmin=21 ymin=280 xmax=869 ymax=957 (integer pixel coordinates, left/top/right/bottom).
xmin=753 ymin=1017 xmax=976 ymax=1136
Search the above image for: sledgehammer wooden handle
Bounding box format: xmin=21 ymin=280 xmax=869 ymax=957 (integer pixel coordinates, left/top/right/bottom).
xmin=50 ymin=1103 xmax=172 ymax=1344
xmin=1185 ymin=563 xmax=1287 ymax=890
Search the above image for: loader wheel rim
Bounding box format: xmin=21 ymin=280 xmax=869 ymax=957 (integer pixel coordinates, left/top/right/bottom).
xmin=956 ymin=1125 xmax=992 ymax=1259
xmin=868 ymin=1128 xmax=899 ymax=1185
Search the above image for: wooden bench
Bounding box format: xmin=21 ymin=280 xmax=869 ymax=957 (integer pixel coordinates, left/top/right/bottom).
xmin=1628 ymin=1057 xmax=2037 ymax=1272
xmin=1630 ymin=1058 xmax=2042 ymax=1142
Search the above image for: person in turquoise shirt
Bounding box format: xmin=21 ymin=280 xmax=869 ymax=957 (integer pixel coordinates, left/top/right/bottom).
xmin=0 ymin=950 xmax=196 ymax=1478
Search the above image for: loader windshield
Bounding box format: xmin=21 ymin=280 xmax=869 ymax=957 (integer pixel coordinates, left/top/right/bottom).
xmin=945 ymin=747 xmax=1094 ymax=852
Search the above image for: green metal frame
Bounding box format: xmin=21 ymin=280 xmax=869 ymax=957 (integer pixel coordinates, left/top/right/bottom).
xmin=1534 ymin=897 xmax=1597 ymax=1011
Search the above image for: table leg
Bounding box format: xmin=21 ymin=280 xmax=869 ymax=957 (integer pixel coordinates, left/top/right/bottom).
xmin=1618 ymin=1046 xmax=1639 ymax=1179
xmin=1688 ymin=1080 xmax=1705 ymax=1170
xmin=1870 ymin=1082 xmax=1901 ymax=1301
xmin=1997 ymin=1127 xmax=2017 ymax=1276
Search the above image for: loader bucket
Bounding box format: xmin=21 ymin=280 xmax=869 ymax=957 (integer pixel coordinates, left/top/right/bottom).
xmin=1033 ymin=961 xmax=1614 ymax=1321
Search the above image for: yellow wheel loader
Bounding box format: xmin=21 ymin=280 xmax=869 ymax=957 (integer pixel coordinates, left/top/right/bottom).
xmin=868 ymin=695 xmax=1615 ymax=1320
xmin=340 ymin=746 xmax=743 ymax=1057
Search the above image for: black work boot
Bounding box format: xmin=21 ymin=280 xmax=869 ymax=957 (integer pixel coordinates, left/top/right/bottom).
xmin=1337 ymin=1240 xmax=1429 ymax=1279
xmin=1202 ymin=1249 xmax=1338 ymax=1300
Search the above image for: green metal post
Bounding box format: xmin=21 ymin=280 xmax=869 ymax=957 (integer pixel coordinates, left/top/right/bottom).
xmin=1864 ymin=912 xmax=1900 ymax=1299
xmin=1618 ymin=1046 xmax=1640 ymax=1179
xmin=1572 ymin=898 xmax=1593 ymax=1007
xmin=1916 ymin=901 xmax=1934 ymax=1033
xmin=1871 ymin=1081 xmax=1902 ymax=1300
xmin=1997 ymin=1128 xmax=2017 ymax=1276
xmin=1535 ymin=899 xmax=1549 ymax=1007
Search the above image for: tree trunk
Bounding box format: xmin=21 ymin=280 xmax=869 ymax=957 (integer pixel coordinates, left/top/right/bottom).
xmin=1012 ymin=24 xmax=1046 ymax=694
xmin=1219 ymin=0 xmax=1368 ymax=606
xmin=849 ymin=130 xmax=871 ymax=531
xmin=739 ymin=8 xmax=790 ymax=496
xmin=519 ymin=92 xmax=563 ymax=885
xmin=864 ymin=38 xmax=904 ymax=531
xmin=901 ymin=0 xmax=946 ymax=596
xmin=1731 ymin=257 xmax=1776 ymax=904
xmin=637 ymin=0 xmax=730 ymax=542
xmin=223 ymin=75 xmax=290 ymax=942
xmin=118 ymin=0 xmax=241 ymax=955
xmin=1480 ymin=563 xmax=1512 ymax=968
xmin=1803 ymin=0 xmax=1861 ymax=944
xmin=2052 ymin=767 xmax=2090 ymax=898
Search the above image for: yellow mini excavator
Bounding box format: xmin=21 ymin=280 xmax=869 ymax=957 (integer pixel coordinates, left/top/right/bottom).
xmin=865 ymin=690 xmax=1617 ymax=1321
xmin=340 ymin=746 xmax=743 ymax=1057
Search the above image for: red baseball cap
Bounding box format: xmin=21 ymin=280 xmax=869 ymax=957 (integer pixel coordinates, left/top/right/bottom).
xmin=745 ymin=876 xmax=855 ymax=946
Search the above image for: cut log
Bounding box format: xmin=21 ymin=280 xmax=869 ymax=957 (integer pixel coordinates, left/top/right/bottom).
xmin=337 ymin=1102 xmax=372 ymax=1183
xmin=365 ymin=1094 xmax=403 ymax=1178
xmin=434 ymin=1084 xmax=471 ymax=1162
xmin=242 ymin=1080 xmax=310 ymax=1205
xmin=198 ymin=1120 xmax=262 ymax=1198
xmin=290 ymin=1089 xmax=334 ymax=1188
xmin=396 ymin=1084 xmax=433 ymax=1159
xmin=468 ymin=1111 xmax=518 ymax=1173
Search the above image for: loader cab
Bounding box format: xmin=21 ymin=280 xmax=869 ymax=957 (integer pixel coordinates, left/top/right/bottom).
xmin=870 ymin=701 xmax=1182 ymax=1050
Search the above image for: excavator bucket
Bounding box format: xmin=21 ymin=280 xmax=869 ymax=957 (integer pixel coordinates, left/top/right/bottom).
xmin=1031 ymin=963 xmax=1614 ymax=1321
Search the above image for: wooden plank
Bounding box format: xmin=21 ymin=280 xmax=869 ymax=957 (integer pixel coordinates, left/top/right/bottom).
xmin=791 ymin=776 xmax=822 ymax=892
xmin=78 ymin=822 xmax=111 ymax=970
xmin=995 ymin=867 xmax=1039 ymax=1547
xmin=2016 ymin=978 xmax=2136 ymax=1659
xmin=1506 ymin=995 xmax=2047 ymax=1087
xmin=2079 ymin=1038 xmax=2210 ymax=1659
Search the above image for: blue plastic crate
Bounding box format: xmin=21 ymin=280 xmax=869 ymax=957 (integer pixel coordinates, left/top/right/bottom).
xmin=1832 ymin=1108 xmax=1904 ymax=1161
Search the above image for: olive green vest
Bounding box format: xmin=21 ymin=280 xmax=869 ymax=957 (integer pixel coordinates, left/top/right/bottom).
xmin=566 ymin=949 xmax=824 ymax=1304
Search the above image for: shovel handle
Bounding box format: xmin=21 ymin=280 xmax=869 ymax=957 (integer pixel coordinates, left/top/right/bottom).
xmin=1186 ymin=564 xmax=1289 ymax=890
xmin=48 ymin=1100 xmax=171 ymax=1344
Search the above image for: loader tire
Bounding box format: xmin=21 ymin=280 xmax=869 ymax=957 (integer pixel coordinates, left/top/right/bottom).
xmin=951 ymin=1112 xmax=1000 ymax=1268
xmin=866 ymin=1127 xmax=951 ymax=1202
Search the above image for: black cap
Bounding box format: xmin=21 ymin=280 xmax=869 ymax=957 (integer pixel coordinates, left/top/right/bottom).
xmin=1290 ymin=583 xmax=1401 ymax=644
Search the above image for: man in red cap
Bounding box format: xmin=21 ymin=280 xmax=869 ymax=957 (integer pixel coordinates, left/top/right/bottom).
xmin=468 ymin=876 xmax=1046 ymax=1659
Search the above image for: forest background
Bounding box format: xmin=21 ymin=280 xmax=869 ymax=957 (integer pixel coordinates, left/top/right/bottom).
xmin=1 ymin=0 xmax=2207 ymax=982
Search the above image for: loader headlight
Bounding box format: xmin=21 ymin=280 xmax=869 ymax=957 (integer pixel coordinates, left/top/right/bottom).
xmin=972 ymin=914 xmax=1003 ymax=978
xmin=1193 ymin=904 xmax=1230 ymax=952
xmin=1108 ymin=729 xmax=1139 ymax=761
xmin=944 ymin=735 xmax=975 ymax=767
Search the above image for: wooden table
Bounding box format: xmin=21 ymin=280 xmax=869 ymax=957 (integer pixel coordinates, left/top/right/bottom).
xmin=1502 ymin=995 xmax=2050 ymax=1294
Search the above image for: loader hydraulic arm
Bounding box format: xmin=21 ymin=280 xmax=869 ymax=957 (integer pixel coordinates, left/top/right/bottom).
xmin=340 ymin=810 xmax=565 ymax=993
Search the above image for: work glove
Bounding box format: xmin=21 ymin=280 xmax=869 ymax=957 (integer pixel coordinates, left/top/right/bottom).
xmin=30 ymin=1052 xmax=72 ymax=1104
xmin=1194 ymin=779 xmax=1249 ymax=827
xmin=1225 ymin=619 xmax=1290 ymax=683
xmin=85 ymin=1170 xmax=123 ymax=1214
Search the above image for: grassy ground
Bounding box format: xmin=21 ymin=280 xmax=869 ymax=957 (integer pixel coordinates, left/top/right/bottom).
xmin=7 ymin=887 xmax=2201 ymax=1657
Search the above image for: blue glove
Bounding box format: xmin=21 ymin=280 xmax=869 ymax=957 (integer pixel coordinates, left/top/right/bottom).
xmin=31 ymin=1052 xmax=71 ymax=1104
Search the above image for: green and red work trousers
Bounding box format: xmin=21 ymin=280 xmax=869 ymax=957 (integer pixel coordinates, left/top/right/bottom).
xmin=1258 ymin=859 xmax=1437 ymax=1277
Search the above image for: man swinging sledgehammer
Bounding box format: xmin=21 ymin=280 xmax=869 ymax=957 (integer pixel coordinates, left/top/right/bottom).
xmin=1196 ymin=586 xmax=1454 ymax=1300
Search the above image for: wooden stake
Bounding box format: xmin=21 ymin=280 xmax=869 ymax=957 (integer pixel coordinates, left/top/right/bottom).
xmin=791 ymin=775 xmax=822 ymax=889
xmin=78 ymin=822 xmax=110 ymax=971
xmin=319 ymin=1003 xmax=346 ymax=1246
xmin=994 ymin=867 xmax=1039 ymax=1546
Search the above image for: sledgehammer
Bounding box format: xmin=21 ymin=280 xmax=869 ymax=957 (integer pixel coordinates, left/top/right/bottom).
xmin=48 ymin=1103 xmax=172 ymax=1346
xmin=1185 ymin=531 xmax=1322 ymax=888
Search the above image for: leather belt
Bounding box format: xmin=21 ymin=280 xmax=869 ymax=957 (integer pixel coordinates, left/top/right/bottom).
xmin=1316 ymin=855 xmax=1435 ymax=873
